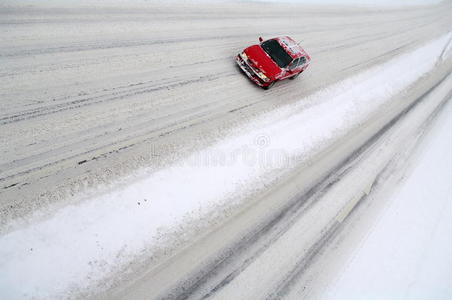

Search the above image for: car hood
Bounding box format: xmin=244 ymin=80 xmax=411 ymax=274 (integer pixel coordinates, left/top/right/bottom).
xmin=244 ymin=45 xmax=282 ymax=79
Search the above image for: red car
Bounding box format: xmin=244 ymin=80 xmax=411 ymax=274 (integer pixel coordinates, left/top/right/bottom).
xmin=236 ymin=36 xmax=311 ymax=89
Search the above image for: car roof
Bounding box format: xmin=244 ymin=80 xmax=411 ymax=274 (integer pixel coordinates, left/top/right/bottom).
xmin=274 ymin=36 xmax=307 ymax=59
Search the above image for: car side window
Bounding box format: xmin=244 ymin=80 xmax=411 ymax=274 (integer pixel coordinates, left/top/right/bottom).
xmin=289 ymin=58 xmax=300 ymax=70
xmin=298 ymin=56 xmax=306 ymax=67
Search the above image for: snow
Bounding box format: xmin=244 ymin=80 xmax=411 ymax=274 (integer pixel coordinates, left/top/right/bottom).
xmin=323 ymin=99 xmax=452 ymax=300
xmin=0 ymin=0 xmax=444 ymax=8
xmin=0 ymin=31 xmax=451 ymax=298
xmin=246 ymin=0 xmax=443 ymax=6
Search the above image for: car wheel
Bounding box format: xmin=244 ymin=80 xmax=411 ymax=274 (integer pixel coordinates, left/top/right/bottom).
xmin=262 ymin=81 xmax=275 ymax=90
xmin=289 ymin=71 xmax=301 ymax=80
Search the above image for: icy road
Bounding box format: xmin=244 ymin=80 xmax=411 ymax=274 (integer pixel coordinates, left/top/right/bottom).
xmin=0 ymin=1 xmax=452 ymax=299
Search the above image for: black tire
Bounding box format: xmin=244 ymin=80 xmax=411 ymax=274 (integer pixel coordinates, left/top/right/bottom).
xmin=262 ymin=81 xmax=275 ymax=90
xmin=289 ymin=71 xmax=302 ymax=80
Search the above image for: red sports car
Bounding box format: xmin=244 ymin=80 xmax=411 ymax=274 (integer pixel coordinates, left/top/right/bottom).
xmin=236 ymin=36 xmax=311 ymax=89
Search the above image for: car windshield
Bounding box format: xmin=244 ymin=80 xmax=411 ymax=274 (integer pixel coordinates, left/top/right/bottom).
xmin=261 ymin=39 xmax=293 ymax=68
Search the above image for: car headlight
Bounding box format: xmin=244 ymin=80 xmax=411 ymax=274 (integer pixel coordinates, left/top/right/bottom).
xmin=241 ymin=52 xmax=248 ymax=60
xmin=256 ymin=71 xmax=270 ymax=82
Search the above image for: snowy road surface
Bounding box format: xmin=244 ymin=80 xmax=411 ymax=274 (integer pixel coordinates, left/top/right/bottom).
xmin=321 ymin=97 xmax=452 ymax=299
xmin=2 ymin=1 xmax=451 ymax=221
xmin=1 ymin=1 xmax=452 ymax=299
xmin=288 ymin=84 xmax=452 ymax=300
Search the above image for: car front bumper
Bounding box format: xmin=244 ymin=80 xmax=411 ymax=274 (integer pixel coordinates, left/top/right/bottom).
xmin=235 ymin=54 xmax=270 ymax=87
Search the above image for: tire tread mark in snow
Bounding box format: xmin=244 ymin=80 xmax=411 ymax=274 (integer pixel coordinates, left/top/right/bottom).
xmin=271 ymin=73 xmax=452 ymax=298
xmin=164 ymin=72 xmax=451 ymax=300
xmin=0 ymin=72 xmax=234 ymax=125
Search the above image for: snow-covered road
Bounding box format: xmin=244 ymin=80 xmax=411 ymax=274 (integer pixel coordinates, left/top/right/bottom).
xmin=322 ymin=96 xmax=452 ymax=300
xmin=1 ymin=1 xmax=452 ymax=299
xmin=287 ymin=78 xmax=452 ymax=300
xmin=2 ymin=1 xmax=451 ymax=222
xmin=116 ymin=53 xmax=452 ymax=300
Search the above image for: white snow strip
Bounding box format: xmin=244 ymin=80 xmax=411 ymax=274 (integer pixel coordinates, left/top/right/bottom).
xmin=0 ymin=33 xmax=451 ymax=299
xmin=323 ymin=98 xmax=452 ymax=300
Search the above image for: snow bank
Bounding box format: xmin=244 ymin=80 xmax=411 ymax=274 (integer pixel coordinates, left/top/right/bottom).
xmin=0 ymin=33 xmax=451 ymax=299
